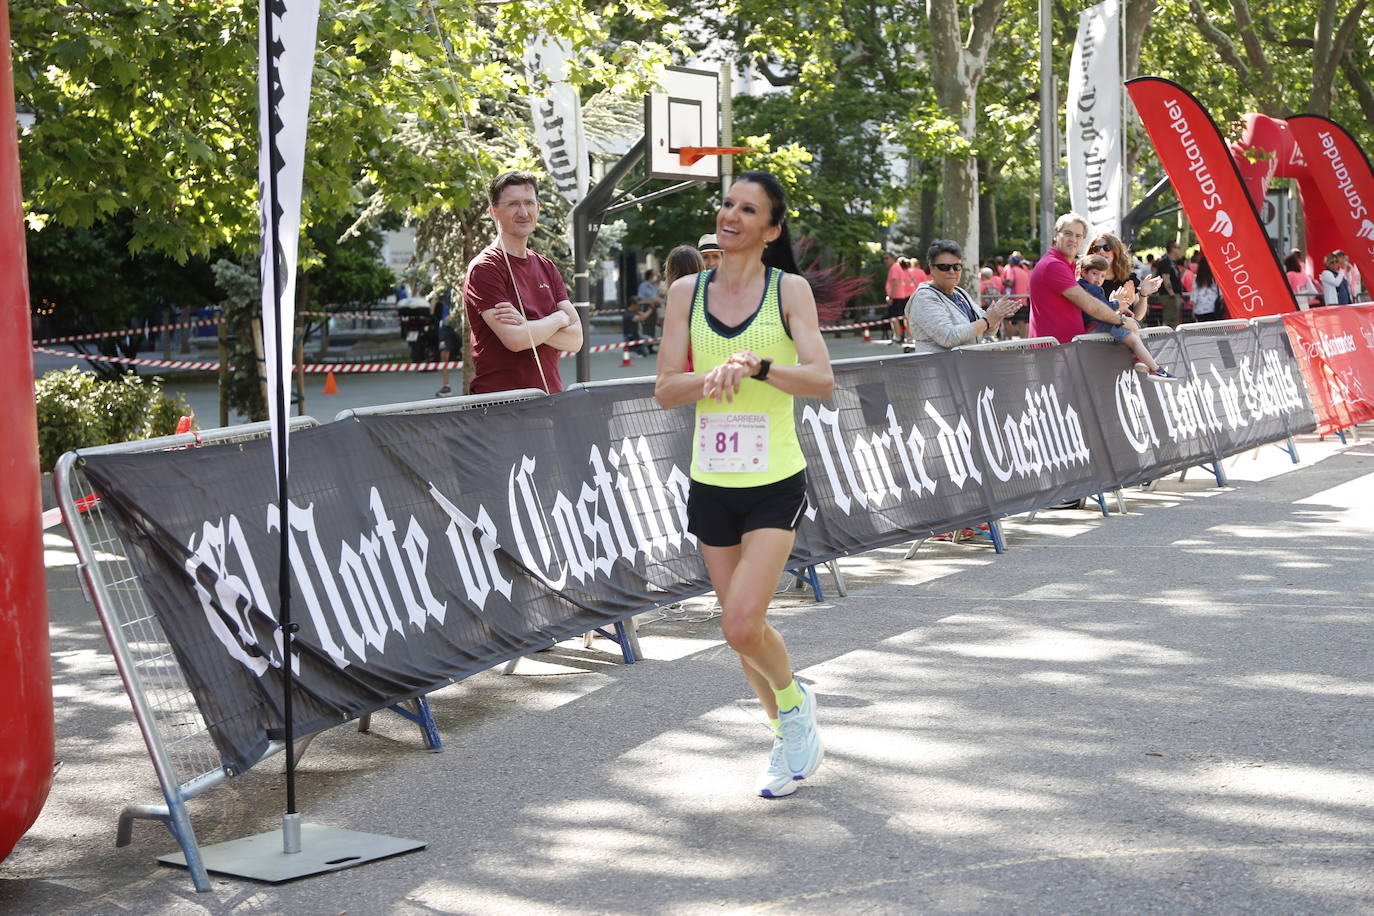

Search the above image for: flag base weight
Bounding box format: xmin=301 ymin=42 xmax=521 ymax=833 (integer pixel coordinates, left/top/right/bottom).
xmin=158 ymin=820 xmax=424 ymax=885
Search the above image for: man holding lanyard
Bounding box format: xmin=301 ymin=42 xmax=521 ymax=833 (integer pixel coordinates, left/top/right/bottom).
xmin=463 ymin=171 xmax=583 ymax=395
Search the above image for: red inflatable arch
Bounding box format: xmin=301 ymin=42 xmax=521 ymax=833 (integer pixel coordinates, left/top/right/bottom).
xmin=0 ymin=0 xmax=56 ymax=863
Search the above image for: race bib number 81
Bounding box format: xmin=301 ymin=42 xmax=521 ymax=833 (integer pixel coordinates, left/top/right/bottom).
xmin=697 ymin=413 xmax=769 ymax=473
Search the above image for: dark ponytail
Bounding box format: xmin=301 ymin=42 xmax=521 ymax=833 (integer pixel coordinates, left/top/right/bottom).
xmin=736 ymin=170 xmax=801 ymax=275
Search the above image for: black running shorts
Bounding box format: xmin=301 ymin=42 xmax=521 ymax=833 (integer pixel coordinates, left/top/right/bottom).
xmin=687 ymin=470 xmax=809 ymax=548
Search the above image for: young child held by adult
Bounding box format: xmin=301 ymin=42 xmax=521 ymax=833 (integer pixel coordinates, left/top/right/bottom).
xmin=1079 ymin=254 xmax=1179 ymax=382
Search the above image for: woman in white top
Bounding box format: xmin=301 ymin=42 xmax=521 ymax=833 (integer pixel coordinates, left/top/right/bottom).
xmin=1320 ymin=252 xmax=1351 ymax=306
xmin=905 ymin=239 xmax=1017 ymax=354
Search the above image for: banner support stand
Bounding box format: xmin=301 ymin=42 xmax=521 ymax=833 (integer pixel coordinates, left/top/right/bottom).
xmin=161 ymin=0 xmax=426 ymax=886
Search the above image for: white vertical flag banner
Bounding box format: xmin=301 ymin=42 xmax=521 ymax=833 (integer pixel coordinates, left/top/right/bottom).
xmin=1067 ymin=0 xmax=1123 ymax=233
xmin=259 ymin=0 xmax=321 ymax=483
xmin=525 ymin=37 xmax=588 ymax=205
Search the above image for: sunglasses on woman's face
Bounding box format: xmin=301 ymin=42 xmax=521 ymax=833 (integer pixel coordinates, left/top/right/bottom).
xmin=1088 ymin=243 xmax=1112 ymax=253
xmin=932 ymin=262 xmax=963 ymax=272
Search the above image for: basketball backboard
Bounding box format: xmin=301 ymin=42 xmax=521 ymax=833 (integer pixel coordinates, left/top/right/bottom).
xmin=645 ymin=66 xmax=720 ymax=181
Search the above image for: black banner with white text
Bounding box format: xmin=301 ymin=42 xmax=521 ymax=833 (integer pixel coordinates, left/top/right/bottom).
xmin=80 ymin=321 xmax=1315 ymax=774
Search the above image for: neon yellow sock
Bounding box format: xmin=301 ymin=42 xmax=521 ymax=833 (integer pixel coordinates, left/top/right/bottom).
xmin=769 ymin=717 xmax=782 ymax=738
xmin=774 ymin=679 xmax=804 ymax=713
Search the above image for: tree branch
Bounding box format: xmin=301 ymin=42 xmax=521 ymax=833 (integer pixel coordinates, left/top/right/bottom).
xmin=1227 ymin=0 xmax=1275 ymax=86
xmin=754 ymin=58 xmax=798 ymax=87
xmin=1340 ymin=45 xmax=1374 ymax=127
xmin=1186 ymin=0 xmax=1252 ymax=85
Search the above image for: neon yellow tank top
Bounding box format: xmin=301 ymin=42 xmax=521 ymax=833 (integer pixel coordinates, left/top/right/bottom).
xmin=689 ymin=267 xmax=806 ymax=487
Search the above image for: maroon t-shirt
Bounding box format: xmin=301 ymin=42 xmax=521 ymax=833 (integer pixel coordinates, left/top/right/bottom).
xmin=463 ymin=245 xmax=569 ymax=394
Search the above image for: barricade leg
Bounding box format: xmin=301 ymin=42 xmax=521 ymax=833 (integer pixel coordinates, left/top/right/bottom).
xmin=385 ymin=697 xmax=443 ymax=750
xmin=117 ymin=799 xmax=211 ymax=892
xmin=787 ymin=565 xmax=824 ymax=601
xmin=1113 ymin=488 xmax=1128 ymax=514
xmin=904 ymin=537 xmax=927 ymax=559
xmin=1090 ymin=493 xmax=1109 ymax=517
xmin=588 ymin=621 xmax=637 ymax=663
xmin=1279 ymin=436 xmax=1299 ymax=464
xmin=825 ymin=560 xmax=848 ymax=597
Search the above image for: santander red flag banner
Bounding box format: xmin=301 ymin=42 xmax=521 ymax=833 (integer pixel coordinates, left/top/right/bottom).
xmin=1286 ymin=115 xmax=1374 ymax=292
xmin=1126 ymin=78 xmax=1296 ymax=318
xmin=1283 ymin=304 xmax=1374 ymax=435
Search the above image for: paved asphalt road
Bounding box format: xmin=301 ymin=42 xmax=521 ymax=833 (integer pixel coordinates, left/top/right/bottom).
xmin=4 ymin=413 xmax=1372 ymax=912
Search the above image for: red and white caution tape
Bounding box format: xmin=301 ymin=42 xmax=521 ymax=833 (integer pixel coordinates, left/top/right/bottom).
xmin=33 ymin=346 xmax=222 ymax=371
xmin=34 ymin=317 xmax=222 ymax=346
xmin=33 ymin=346 xmax=460 ymax=374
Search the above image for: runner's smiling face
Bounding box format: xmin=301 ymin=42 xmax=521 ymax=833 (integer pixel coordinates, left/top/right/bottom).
xmin=716 ymin=180 xmax=780 ymax=255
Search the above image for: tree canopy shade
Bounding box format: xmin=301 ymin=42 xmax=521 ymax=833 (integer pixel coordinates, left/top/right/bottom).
xmin=12 ymin=0 xmax=673 ymax=263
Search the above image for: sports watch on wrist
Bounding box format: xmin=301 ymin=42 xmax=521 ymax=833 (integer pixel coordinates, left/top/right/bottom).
xmin=752 ymin=357 xmax=772 ymax=381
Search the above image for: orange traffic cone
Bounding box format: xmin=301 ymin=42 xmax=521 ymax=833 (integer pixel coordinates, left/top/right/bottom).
xmin=621 ymin=347 xmax=633 ymax=368
xmin=323 ymin=370 xmax=338 ymax=394
xmin=863 ymin=325 xmax=872 ymax=343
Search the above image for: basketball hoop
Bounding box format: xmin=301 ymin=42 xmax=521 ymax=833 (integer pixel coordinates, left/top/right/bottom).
xmin=678 ymin=146 xmax=756 ymax=167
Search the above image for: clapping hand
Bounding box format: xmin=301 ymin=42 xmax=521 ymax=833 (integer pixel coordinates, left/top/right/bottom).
xmin=1140 ymin=275 xmax=1163 ymax=297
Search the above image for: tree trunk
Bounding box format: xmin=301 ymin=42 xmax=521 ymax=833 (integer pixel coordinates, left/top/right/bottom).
xmin=979 ymin=156 xmax=999 ymax=255
xmin=927 ymin=0 xmax=1005 ymax=290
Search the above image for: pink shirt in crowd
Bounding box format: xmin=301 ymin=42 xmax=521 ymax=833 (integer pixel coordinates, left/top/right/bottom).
xmin=1003 ymin=263 xmax=1032 ymax=296
xmin=886 ymin=262 xmax=916 ymax=299
xmin=1028 ymin=248 xmax=1085 ymax=344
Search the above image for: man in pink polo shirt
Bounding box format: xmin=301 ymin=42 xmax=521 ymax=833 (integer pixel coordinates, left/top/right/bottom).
xmin=1029 ymin=212 xmax=1138 ymax=343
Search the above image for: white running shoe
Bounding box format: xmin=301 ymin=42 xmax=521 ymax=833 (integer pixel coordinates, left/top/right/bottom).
xmin=777 ymin=684 xmax=823 ymax=779
xmin=756 ymin=737 xmax=798 ymax=798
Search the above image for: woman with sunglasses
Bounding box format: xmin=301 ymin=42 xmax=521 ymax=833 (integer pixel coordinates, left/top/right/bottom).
xmin=905 ymin=239 xmax=1018 ymax=354
xmin=1085 ymin=232 xmax=1161 ymax=327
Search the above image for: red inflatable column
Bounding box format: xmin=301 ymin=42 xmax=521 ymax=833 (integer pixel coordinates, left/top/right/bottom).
xmin=0 ymin=0 xmax=55 ymax=863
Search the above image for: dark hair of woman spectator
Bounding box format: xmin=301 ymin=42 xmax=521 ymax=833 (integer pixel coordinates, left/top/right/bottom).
xmin=663 ymin=245 xmax=704 ymax=288
xmin=1087 ymin=232 xmax=1132 ymax=284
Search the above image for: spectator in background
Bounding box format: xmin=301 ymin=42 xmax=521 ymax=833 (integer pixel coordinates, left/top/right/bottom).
xmin=433 ymin=289 xmax=459 ymax=397
xmin=906 ymin=239 xmax=1017 ymax=354
xmin=906 ymin=254 xmax=930 ymax=289
xmin=1002 ymin=252 xmax=1033 ymax=339
xmin=1338 ymin=250 xmax=1360 ymax=302
xmin=1030 ymin=212 xmax=1139 ymax=344
xmin=464 ymin=170 xmax=581 ymax=395
xmin=1135 ymin=253 xmax=1155 ymax=285
xmin=663 ymin=245 xmax=703 ymax=288
xmin=1180 ymin=250 xmax=1198 ymax=297
xmin=1190 ymin=257 xmax=1224 ymax=322
xmin=883 ymin=252 xmax=916 ymax=344
xmin=1320 ymin=252 xmax=1351 ymax=306
xmin=1284 ymin=251 xmax=1318 ymax=310
xmin=979 ymin=266 xmax=1002 ymax=300
xmin=1085 ymin=231 xmax=1162 ymax=320
xmin=628 ymin=268 xmax=661 ymax=356
xmin=698 ymin=233 xmax=723 ymax=270
xmin=1152 ymin=241 xmax=1184 ymax=327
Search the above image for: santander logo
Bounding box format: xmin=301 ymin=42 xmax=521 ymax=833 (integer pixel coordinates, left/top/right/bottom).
xmin=1209 ymin=211 xmax=1234 ymax=238
xmin=1357 ymin=219 xmax=1374 ymax=242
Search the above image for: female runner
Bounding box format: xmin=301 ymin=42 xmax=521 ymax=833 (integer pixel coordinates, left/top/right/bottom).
xmin=655 ymin=171 xmax=834 ymax=798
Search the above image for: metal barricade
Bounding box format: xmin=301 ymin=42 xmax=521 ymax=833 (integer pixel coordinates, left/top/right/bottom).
xmin=562 ymin=377 xmax=848 ymax=601
xmin=55 ymin=417 xmax=319 ymax=892
xmin=956 ymin=335 xmax=1060 ymax=351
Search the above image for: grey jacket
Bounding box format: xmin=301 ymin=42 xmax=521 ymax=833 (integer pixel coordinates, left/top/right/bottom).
xmin=904 ymin=282 xmax=993 ymax=354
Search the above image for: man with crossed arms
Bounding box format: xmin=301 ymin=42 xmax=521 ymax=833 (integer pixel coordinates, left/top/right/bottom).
xmin=463 ymin=170 xmax=583 ymax=395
